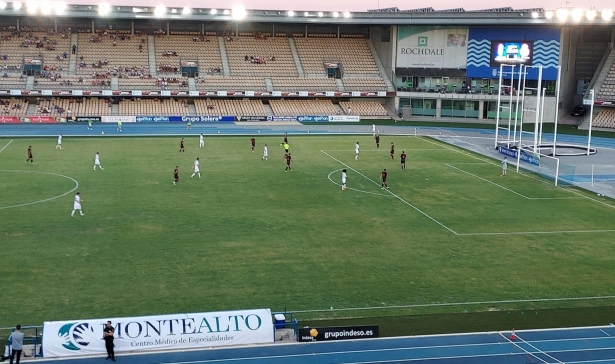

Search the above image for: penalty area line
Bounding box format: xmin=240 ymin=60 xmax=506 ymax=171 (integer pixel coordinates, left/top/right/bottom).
xmin=0 ymin=139 xmax=13 ymax=154
xmin=321 ymin=150 xmax=458 ymax=235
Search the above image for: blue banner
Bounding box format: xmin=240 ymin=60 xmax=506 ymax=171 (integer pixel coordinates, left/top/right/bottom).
xmin=296 ymin=116 xmax=329 ymax=122
xmin=136 ymin=116 xmax=236 ymax=123
xmin=499 ymin=146 xmax=540 ymax=166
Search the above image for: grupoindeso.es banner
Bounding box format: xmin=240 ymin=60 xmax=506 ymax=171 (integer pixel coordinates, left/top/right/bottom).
xmin=42 ymin=309 xmax=274 ymax=358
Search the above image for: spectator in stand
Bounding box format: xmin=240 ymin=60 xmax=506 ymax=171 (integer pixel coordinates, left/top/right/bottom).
xmin=9 ymin=325 xmax=24 ymax=364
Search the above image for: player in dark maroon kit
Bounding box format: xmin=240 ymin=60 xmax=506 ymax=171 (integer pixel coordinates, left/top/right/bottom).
xmin=283 ymin=133 xmax=288 ymax=144
xmin=26 ymin=146 xmax=33 ymax=164
xmin=284 ymin=153 xmax=292 ymax=172
xmin=251 ymin=136 xmax=256 ymax=152
xmin=375 ymin=134 xmax=380 ymax=148
xmin=179 ymin=138 xmax=185 ymax=154
xmin=390 ymin=142 xmax=395 ymax=160
xmin=173 ymin=166 xmax=179 ymax=185
xmin=400 ymin=151 xmax=407 ymax=170
xmin=381 ymin=169 xmax=388 ymax=189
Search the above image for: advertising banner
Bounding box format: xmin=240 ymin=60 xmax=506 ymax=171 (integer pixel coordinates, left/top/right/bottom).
xmin=296 ymin=116 xmax=329 ymax=122
xmin=135 ymin=116 xmax=235 ymax=123
xmin=237 ymin=116 xmax=268 ymax=122
xmin=499 ymin=146 xmax=540 ymax=166
xmin=266 ymin=116 xmax=298 ymax=122
xmin=101 ymin=116 xmax=136 ymax=123
xmin=467 ymin=27 xmax=560 ymax=80
xmin=72 ymin=116 xmax=101 ymax=123
xmin=42 ymin=309 xmax=274 ymax=358
xmin=397 ymin=26 xmax=468 ymax=69
xmin=24 ymin=116 xmax=57 ymax=123
xmin=298 ymin=325 xmax=379 ymax=342
xmin=328 ymin=115 xmax=360 ymax=122
xmin=0 ymin=116 xmax=20 ymax=123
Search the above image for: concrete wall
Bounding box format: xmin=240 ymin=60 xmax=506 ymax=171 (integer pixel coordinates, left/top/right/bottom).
xmin=559 ymin=26 xmax=580 ymax=113
xmin=370 ymin=25 xmax=396 ymax=80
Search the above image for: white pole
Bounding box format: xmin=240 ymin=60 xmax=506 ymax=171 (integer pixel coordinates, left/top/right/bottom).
xmin=507 ymin=65 xmax=515 ymax=146
xmin=494 ymin=64 xmax=504 ymax=148
xmin=553 ymin=65 xmax=561 ymax=156
xmin=533 ymin=67 xmax=543 ymax=154
xmin=555 ymin=159 xmax=559 ymax=187
xmin=513 ymin=65 xmax=523 ymax=147
xmin=588 ymin=89 xmax=594 ymax=156
xmin=539 ymin=87 xmax=546 ymax=146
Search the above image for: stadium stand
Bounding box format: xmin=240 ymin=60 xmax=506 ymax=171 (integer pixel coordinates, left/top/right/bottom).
xmin=225 ymin=36 xmax=298 ymax=76
xmin=118 ymin=98 xmax=189 ymax=115
xmin=294 ymin=38 xmax=379 ymax=75
xmin=76 ymin=32 xmax=149 ymax=75
xmin=194 ymin=99 xmax=267 ymax=116
xmin=34 ymin=76 xmax=111 ymax=89
xmin=154 ymin=35 xmax=222 ymax=75
xmin=0 ymin=98 xmax=28 ymax=116
xmin=342 ymin=78 xmax=387 ymax=91
xmin=272 ymin=77 xmax=338 ymax=92
xmin=593 ymin=109 xmax=615 ymax=129
xmin=598 ymin=62 xmax=615 ymax=101
xmin=0 ymin=75 xmax=26 ymax=89
xmin=196 ymin=76 xmax=267 ymax=91
xmin=0 ymin=28 xmax=71 ymax=73
xmin=339 ymin=101 xmax=388 ymax=116
xmin=32 ymin=97 xmax=111 ymax=116
xmin=270 ymin=99 xmax=338 ymax=116
xmin=119 ymin=77 xmax=189 ymax=90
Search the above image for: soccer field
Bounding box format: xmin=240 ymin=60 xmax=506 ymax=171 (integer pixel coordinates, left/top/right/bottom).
xmin=1 ymin=135 xmax=615 ymax=327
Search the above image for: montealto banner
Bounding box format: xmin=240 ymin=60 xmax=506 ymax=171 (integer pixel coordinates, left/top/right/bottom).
xmin=42 ymin=308 xmax=274 ymax=358
xmin=0 ymin=116 xmax=20 ymax=123
xmin=24 ymin=116 xmax=57 ymax=123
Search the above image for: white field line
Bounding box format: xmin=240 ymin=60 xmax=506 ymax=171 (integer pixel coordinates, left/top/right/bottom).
xmin=292 ymin=295 xmax=615 ymax=314
xmin=0 ymin=139 xmax=13 ymax=153
xmin=322 ymin=149 xmax=446 ymax=152
xmin=0 ymin=170 xmax=79 ymax=210
xmin=499 ymin=333 xmax=551 ymax=364
xmin=321 ymin=150 xmax=458 ymax=235
xmin=446 ymin=164 xmax=585 ymax=201
xmin=512 ymin=333 xmax=565 ymax=364
xmin=420 ymin=136 xmax=615 ymax=210
xmin=327 ymin=169 xmax=393 ymax=197
xmin=457 ymin=229 xmax=615 ymax=236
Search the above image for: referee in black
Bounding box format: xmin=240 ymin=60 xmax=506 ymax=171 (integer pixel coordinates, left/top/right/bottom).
xmin=103 ymin=321 xmax=116 ymax=362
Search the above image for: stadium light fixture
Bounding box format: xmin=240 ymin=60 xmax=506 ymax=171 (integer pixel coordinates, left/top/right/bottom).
xmin=13 ymin=1 xmax=21 ymax=9
xmin=544 ymin=10 xmax=553 ymax=19
xmin=40 ymin=0 xmax=53 ymax=15
xmin=54 ymin=0 xmax=66 ymax=14
xmin=98 ymin=1 xmax=111 ymax=15
xmin=210 ymin=8 xmax=217 ymax=14
xmin=287 ymin=10 xmax=294 ymax=17
xmin=556 ymin=8 xmax=568 ymax=21
xmin=303 ymin=11 xmax=309 ymax=16
xmin=223 ymin=9 xmax=230 ymax=15
xmin=170 ymin=8 xmax=176 ymax=13
xmin=182 ymin=6 xmax=190 ymax=14
xmin=0 ymin=1 xmax=6 ymax=9
xmin=602 ymin=9 xmax=613 ymax=20
xmin=317 ymin=11 xmax=323 ymax=17
xmin=343 ymin=11 xmax=350 ymax=18
xmin=332 ymin=11 xmax=339 ymax=17
xmin=585 ymin=9 xmax=596 ymax=20
xmin=230 ymin=5 xmax=244 ymax=19
xmin=531 ymin=11 xmax=539 ymax=18
xmin=154 ymin=4 xmax=166 ymax=17
xmin=26 ymin=0 xmax=38 ymax=14
xmin=570 ymin=8 xmax=583 ymax=21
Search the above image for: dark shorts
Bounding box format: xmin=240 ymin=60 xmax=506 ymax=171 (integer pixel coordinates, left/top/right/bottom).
xmin=401 ymin=159 xmax=406 ymax=163
xmin=174 ymin=174 xmax=179 ymax=180
xmin=382 ymin=178 xmax=387 ymax=183
xmin=285 ymin=149 xmax=289 ymax=153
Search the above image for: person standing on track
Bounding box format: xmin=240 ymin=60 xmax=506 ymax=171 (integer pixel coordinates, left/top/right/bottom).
xmin=8 ymin=325 xmax=24 ymax=364
xmin=117 ymin=120 xmax=122 ymax=132
xmin=103 ymin=321 xmax=116 ymax=362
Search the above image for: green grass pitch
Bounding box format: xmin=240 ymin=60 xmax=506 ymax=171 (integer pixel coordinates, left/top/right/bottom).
xmin=1 ymin=135 xmax=615 ymax=327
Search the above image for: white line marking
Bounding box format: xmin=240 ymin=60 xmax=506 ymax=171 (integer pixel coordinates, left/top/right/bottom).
xmin=0 ymin=139 xmax=13 ymax=153
xmin=322 ymin=149 xmax=446 ymax=152
xmin=601 ymin=329 xmax=611 ymax=337
xmin=514 ymin=332 xmax=565 ymax=363
xmin=500 ymin=332 xmax=551 ymax=364
xmin=321 ymin=150 xmax=458 ymax=235
xmin=0 ymin=170 xmax=79 ymax=210
xmin=327 ymin=169 xmax=393 ymax=197
xmin=292 ymin=295 xmax=615 ymax=314
xmin=457 ymin=229 xmax=615 ymax=236
xmin=446 ymin=163 xmax=532 ymax=199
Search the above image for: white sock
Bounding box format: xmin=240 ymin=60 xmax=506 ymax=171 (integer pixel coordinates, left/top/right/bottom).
xmin=71 ymin=210 xmax=75 ymax=216
xmin=190 ymin=173 xmax=195 ymax=178
xmin=93 ymin=166 xmax=96 ymax=170
xmin=198 ymin=173 xmax=201 ymax=178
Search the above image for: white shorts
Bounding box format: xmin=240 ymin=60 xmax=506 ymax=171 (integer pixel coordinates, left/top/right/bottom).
xmin=263 ymin=152 xmax=268 ymax=157
xmin=194 ymin=167 xmax=200 ymax=173
xmin=73 ymin=202 xmax=81 ymax=210
xmin=342 ymin=178 xmax=347 ymax=184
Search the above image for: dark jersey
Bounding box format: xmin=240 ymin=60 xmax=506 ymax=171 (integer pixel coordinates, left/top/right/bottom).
xmin=401 ymin=153 xmax=406 ymax=162
xmin=381 ymin=171 xmax=387 ymax=180
xmin=375 ymin=135 xmax=380 ymax=143
xmin=285 ymin=155 xmax=291 ymax=164
xmin=180 ymin=141 xmax=185 ymax=148
xmin=390 ymin=145 xmax=395 ymax=153
xmin=251 ymin=138 xmax=255 ymax=146
xmin=174 ymin=168 xmax=179 ymax=179
xmin=27 ymin=148 xmax=32 ymax=158
xmin=283 ymin=134 xmax=288 ymax=143
xmin=103 ymin=326 xmax=115 ymax=343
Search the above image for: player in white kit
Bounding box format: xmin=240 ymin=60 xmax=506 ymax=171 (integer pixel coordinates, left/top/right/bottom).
xmin=372 ymin=124 xmax=376 ymax=135
xmin=71 ymin=192 xmax=84 ymax=217
xmin=501 ymin=157 xmax=508 ymax=176
xmin=354 ymin=142 xmax=360 ymax=160
xmin=56 ymin=134 xmax=62 ymax=150
xmin=341 ymin=169 xmax=347 ymax=191
xmin=262 ymin=144 xmax=268 ymax=161
xmin=199 ymin=134 xmax=204 ymax=148
xmin=93 ymin=152 xmax=104 ymax=170
xmin=190 ymin=157 xmax=201 ymax=179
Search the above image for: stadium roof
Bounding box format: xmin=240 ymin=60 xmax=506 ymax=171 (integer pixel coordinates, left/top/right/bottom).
xmin=0 ymin=2 xmax=613 ymax=25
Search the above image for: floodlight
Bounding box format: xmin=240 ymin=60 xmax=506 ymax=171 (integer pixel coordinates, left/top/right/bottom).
xmin=26 ymin=0 xmax=38 ymax=14
xmin=602 ymin=9 xmax=613 ymax=20
xmin=556 ymin=8 xmax=568 ymax=21
xmin=585 ymin=9 xmax=596 ymax=20
xmin=231 ymin=5 xmax=245 ymax=19
xmin=317 ymin=11 xmax=323 ymax=17
xmin=98 ymin=1 xmax=111 ymax=15
xmin=182 ymin=6 xmax=190 ymax=14
xmin=40 ymin=0 xmax=52 ymax=14
xmin=287 ymin=10 xmax=294 ymax=17
xmin=154 ymin=4 xmax=166 ymax=17
xmin=343 ymin=11 xmax=350 ymax=18
xmin=54 ymin=0 xmax=66 ymax=14
xmin=223 ymin=9 xmax=230 ymax=15
xmin=531 ymin=11 xmax=539 ymax=18
xmin=544 ymin=10 xmax=553 ymax=19
xmin=13 ymin=1 xmax=21 ymax=9
xmin=210 ymin=8 xmax=216 ymax=14
xmin=571 ymin=8 xmax=583 ymax=21
xmin=303 ymin=11 xmax=308 ymax=16
xmin=332 ymin=11 xmax=339 ymax=17
xmin=170 ymin=8 xmax=176 ymax=13
xmin=0 ymin=1 xmax=7 ymax=9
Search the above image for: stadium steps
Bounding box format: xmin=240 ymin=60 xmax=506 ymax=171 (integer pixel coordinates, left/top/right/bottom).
xmin=68 ymin=34 xmax=78 ymax=75
xmin=263 ymin=103 xmax=274 ymax=116
xmin=288 ymin=38 xmax=305 ymax=77
xmin=148 ymin=35 xmax=157 ymax=76
xmin=187 ymin=102 xmax=197 ymax=115
xmin=335 ymin=78 xmax=345 ymax=92
xmin=188 ymin=78 xmax=196 ymax=92
xmin=111 ymin=77 xmax=119 ymax=90
xmin=590 ymin=47 xmax=615 ymax=96
xmin=111 ymin=103 xmax=119 ymax=116
xmin=217 ymin=37 xmax=231 ymax=76
xmin=333 ymin=103 xmax=345 ymax=114
xmin=26 ymin=102 xmax=37 ymax=115
xmin=366 ymin=39 xmax=395 ymax=92
xmin=265 ymin=78 xmax=273 ymax=92
xmin=26 ymin=76 xmax=34 ymax=90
